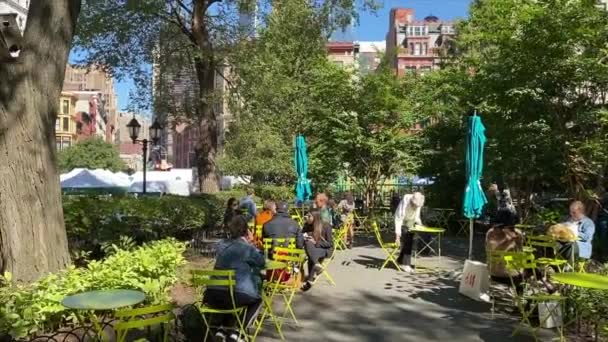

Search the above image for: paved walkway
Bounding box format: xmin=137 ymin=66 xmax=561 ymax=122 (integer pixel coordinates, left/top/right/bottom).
xmin=257 ymin=235 xmax=555 ymax=342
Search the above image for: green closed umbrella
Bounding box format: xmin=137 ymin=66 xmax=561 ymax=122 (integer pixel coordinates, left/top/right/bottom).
xmin=463 ymin=114 xmax=488 ymax=260
xmin=295 ymin=135 xmax=312 ymax=203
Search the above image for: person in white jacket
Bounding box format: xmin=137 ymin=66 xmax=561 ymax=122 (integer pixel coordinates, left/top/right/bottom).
xmin=394 ymin=192 xmax=425 ymax=273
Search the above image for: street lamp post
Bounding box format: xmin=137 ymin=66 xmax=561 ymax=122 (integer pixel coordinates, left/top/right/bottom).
xmin=127 ymin=117 xmax=163 ymax=194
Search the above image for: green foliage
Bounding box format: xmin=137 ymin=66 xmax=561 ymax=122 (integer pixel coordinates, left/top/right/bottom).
xmin=568 ymin=262 xmax=608 ymax=335
xmin=57 ymin=137 xmax=127 ymax=172
xmin=0 ymin=239 xmax=186 ymax=339
xmin=253 ymin=185 xmax=293 ymax=202
xmin=63 ymin=195 xmax=224 ymax=256
xmin=417 ymin=0 xmax=608 ymax=209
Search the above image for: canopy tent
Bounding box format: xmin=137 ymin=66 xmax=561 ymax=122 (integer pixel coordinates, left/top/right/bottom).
xmin=463 ymin=115 xmax=488 ymax=260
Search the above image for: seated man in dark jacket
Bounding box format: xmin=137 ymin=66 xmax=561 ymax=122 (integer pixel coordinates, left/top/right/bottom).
xmin=263 ymin=201 xmax=304 ymax=255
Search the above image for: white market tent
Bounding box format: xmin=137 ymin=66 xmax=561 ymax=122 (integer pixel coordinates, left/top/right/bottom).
xmin=60 ymin=168 xmax=193 ymax=196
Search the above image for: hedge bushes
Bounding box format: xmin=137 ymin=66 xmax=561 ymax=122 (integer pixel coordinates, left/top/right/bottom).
xmin=0 ymin=239 xmax=186 ymax=339
xmin=63 ymin=194 xmax=224 ymax=257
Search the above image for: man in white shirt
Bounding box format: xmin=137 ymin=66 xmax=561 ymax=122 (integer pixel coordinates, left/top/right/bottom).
xmin=395 ymin=192 xmax=425 ymax=273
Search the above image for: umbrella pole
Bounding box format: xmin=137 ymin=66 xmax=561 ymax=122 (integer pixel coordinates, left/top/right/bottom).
xmin=468 ymin=219 xmax=474 ymax=260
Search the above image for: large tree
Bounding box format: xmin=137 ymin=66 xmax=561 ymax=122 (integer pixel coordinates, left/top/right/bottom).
xmin=74 ymin=0 xmax=368 ymax=193
xmin=58 ymin=137 xmax=127 ymax=172
xmin=419 ymin=0 xmax=608 ymax=212
xmin=0 ymin=0 xmax=80 ymax=281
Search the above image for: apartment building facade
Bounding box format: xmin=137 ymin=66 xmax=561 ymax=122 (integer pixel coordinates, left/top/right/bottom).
xmin=55 ymin=92 xmax=77 ymax=151
xmin=386 ymin=8 xmax=455 ymax=76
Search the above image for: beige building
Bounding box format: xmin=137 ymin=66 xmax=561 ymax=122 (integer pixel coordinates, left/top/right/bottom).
xmin=55 ymin=92 xmax=77 ymax=151
xmin=63 ymin=65 xmax=118 ymax=143
xmin=117 ymin=112 xmax=150 ymax=143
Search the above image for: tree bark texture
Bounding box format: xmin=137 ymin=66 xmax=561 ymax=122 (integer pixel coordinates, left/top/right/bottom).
xmin=0 ymin=0 xmax=80 ymax=281
xmin=192 ymin=0 xmax=220 ymax=193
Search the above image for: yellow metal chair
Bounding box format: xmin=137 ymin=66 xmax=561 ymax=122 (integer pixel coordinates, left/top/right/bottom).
xmin=526 ymin=235 xmax=568 ymax=273
xmin=114 ymin=304 xmax=175 ymax=342
xmin=191 ymin=270 xmax=249 ymax=342
xmin=333 ymin=216 xmax=353 ymax=251
xmin=504 ymin=253 xmax=566 ymax=342
xmin=372 ymin=221 xmax=401 ymax=271
xmin=255 ymin=224 xmax=263 ymax=241
xmin=310 ymin=246 xmax=336 ymax=286
xmin=271 ymin=247 xmax=306 ymax=326
xmin=486 ymin=249 xmax=524 ymax=318
xmin=262 ymin=237 xmax=296 ymax=259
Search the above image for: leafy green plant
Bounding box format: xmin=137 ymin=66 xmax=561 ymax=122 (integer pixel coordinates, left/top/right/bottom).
xmin=63 ymin=194 xmax=224 ymax=257
xmin=0 ymin=239 xmax=186 ymax=339
xmin=101 ymin=235 xmax=137 ymax=256
xmin=567 ymin=263 xmax=608 ymax=340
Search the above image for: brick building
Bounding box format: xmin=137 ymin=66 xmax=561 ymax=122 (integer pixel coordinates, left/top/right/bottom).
xmin=386 ymin=8 xmax=455 ymax=76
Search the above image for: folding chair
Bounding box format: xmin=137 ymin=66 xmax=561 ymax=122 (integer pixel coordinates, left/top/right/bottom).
xmin=114 ymin=304 xmax=175 ymax=342
xmin=485 ymin=249 xmax=522 ymax=318
xmin=191 ymin=270 xmax=250 ymax=342
xmin=527 ymin=235 xmax=568 ymax=273
xmin=262 ymin=237 xmax=296 ymax=259
xmin=504 ymin=253 xmax=566 ymax=341
xmin=310 ymin=246 xmax=336 ymax=286
xmin=271 ymin=247 xmax=306 ymax=326
xmin=372 ymin=221 xmax=401 ymax=271
xmin=333 ymin=217 xmax=352 ymax=251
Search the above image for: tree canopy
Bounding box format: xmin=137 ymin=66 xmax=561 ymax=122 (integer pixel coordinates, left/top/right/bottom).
xmin=58 ymin=137 xmax=127 ymax=172
xmin=418 ymin=0 xmax=608 ymax=211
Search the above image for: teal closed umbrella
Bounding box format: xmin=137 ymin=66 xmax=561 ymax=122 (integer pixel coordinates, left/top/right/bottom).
xmin=295 ymin=135 xmax=312 ymax=203
xmin=463 ymin=114 xmax=488 ymax=260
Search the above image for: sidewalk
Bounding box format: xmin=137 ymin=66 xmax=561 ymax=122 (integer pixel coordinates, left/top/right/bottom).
xmin=257 ymin=236 xmax=555 ymax=341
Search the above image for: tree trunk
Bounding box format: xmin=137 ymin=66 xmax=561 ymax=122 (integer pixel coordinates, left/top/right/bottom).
xmin=0 ymin=0 xmax=80 ymax=281
xmin=192 ymin=0 xmax=219 ymax=194
xmin=194 ymin=59 xmax=220 ymax=193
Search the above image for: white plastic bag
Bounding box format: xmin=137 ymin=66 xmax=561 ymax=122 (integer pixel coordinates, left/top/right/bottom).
xmin=459 ymin=260 xmax=490 ymax=301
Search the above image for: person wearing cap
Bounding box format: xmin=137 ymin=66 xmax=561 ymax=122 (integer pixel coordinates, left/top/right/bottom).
xmin=263 ymin=201 xmax=304 ymax=255
xmin=394 ymin=192 xmax=425 ymax=273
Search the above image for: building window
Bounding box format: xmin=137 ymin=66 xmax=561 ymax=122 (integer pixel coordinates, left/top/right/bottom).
xmin=422 ymin=43 xmax=428 ymax=55
xmin=408 ymin=26 xmax=426 ymax=36
xmin=414 ymin=43 xmax=421 ymax=56
xmin=405 ymin=67 xmax=416 ymax=75
xmin=62 ymin=99 xmax=69 ymax=115
xmin=62 ymin=137 xmax=71 ymax=149
xmin=409 ymin=43 xmax=414 ymax=55
xmin=55 ymin=119 xmax=60 ymax=131
xmin=56 ymin=138 xmax=61 ymax=150
xmin=62 ymin=117 xmax=69 ymax=132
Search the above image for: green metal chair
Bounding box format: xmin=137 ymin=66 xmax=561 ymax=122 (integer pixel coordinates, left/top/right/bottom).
xmin=262 ymin=237 xmax=296 ymax=259
xmin=372 ymin=221 xmax=401 ymax=271
xmin=270 ymin=247 xmax=306 ymax=326
xmin=527 ymin=235 xmax=568 ymax=273
xmin=504 ymin=253 xmax=566 ymax=342
xmin=191 ymin=270 xmax=249 ymax=342
xmin=114 ymin=303 xmax=175 ymax=342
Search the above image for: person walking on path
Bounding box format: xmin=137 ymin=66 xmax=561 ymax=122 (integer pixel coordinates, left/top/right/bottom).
xmin=394 ymin=192 xmax=425 ymax=273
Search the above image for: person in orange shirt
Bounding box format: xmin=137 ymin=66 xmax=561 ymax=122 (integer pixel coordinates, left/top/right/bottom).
xmin=256 ymin=200 xmax=276 ymax=226
xmin=253 ymin=200 xmax=276 ymax=249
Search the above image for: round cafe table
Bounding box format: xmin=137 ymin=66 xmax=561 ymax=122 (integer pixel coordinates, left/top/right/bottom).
xmin=552 ymin=273 xmax=608 ymax=290
xmin=62 ymin=289 xmax=146 ymax=341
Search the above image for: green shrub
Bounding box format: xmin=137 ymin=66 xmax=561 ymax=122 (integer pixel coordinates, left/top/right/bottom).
xmin=63 ymin=194 xmax=224 ymax=256
xmin=0 ymin=239 xmax=186 ymax=339
xmin=253 ymin=185 xmax=294 ymax=202
xmin=567 ymin=262 xmax=608 ymax=337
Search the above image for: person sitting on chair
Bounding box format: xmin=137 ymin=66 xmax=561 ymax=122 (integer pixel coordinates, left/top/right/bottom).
xmin=394 ymin=192 xmax=425 ymax=273
xmin=301 ymin=210 xmax=334 ymax=292
xmin=204 ymin=215 xmax=264 ymax=342
xmin=558 ymin=201 xmax=595 ymax=267
xmin=485 ymin=209 xmax=524 ymax=281
xmin=263 ymin=201 xmax=304 ymax=256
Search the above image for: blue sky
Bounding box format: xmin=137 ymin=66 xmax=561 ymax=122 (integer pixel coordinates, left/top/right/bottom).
xmin=112 ymin=0 xmax=472 ymax=111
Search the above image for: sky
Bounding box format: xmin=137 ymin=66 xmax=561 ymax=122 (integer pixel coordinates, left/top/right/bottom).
xmin=113 ymin=0 xmax=472 ymax=111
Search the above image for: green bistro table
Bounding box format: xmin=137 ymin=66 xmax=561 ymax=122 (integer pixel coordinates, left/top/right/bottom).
xmin=253 ymin=261 xmax=288 ymax=341
xmin=410 ymin=226 xmax=446 ymax=271
xmin=552 ymin=273 xmax=608 ymax=290
xmin=62 ymin=289 xmax=146 ymax=341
